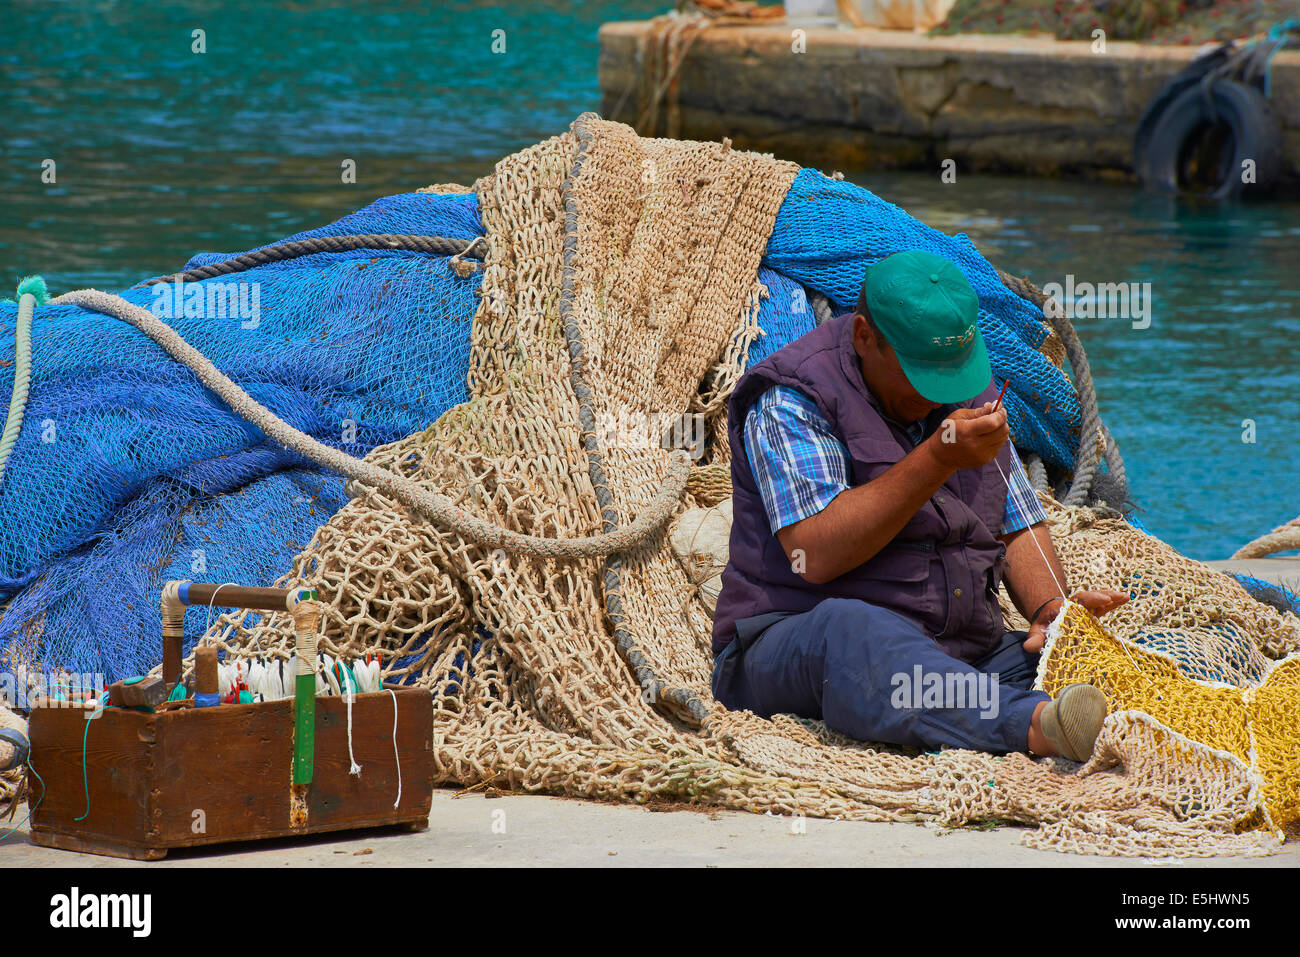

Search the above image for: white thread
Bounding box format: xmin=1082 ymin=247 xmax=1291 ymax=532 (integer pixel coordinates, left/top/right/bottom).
xmin=1113 ymin=627 xmax=1163 ymax=692
xmin=259 ymin=658 xmax=277 ymax=700
xmin=388 ymin=688 xmax=401 ymax=809
xmin=203 ymin=583 xmax=233 ymax=671
xmin=203 ymin=582 xmax=237 ymax=633
xmin=247 ymin=660 xmax=266 ymax=703
xmin=992 ymin=456 xmax=1068 ymax=600
xmin=312 ymin=655 xmax=327 ymax=695
xmin=994 ymin=457 xmax=1160 ymax=692
xmin=344 ymin=663 xmax=362 ymax=777
xmin=202 ymin=582 xmax=264 ymax=656
xmin=358 ymin=658 xmax=380 ymax=693
xmin=321 ymin=652 xmax=340 ymax=695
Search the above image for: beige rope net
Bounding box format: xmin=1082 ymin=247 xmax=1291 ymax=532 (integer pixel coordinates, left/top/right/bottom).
xmin=180 ymin=115 xmax=1298 ymax=857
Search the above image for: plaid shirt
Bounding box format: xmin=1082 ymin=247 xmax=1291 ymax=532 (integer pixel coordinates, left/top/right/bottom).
xmin=743 ymin=384 xmax=1046 ymax=535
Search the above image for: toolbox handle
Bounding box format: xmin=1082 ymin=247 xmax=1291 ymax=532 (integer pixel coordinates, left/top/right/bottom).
xmin=160 ymin=581 xmax=319 ymax=687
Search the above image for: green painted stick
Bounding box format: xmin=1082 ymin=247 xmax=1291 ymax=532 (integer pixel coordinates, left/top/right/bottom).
xmin=289 ymin=589 xmax=320 ymax=787
xmin=293 ymin=669 xmax=315 ymax=785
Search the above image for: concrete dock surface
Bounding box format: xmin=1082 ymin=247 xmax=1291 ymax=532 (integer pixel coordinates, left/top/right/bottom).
xmin=2 ymin=788 xmax=1296 ymax=867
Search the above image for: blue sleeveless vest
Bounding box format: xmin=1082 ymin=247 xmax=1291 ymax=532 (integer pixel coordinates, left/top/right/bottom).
xmin=711 ymin=313 xmax=1011 ymax=663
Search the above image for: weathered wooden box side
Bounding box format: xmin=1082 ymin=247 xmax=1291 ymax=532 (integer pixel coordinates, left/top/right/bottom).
xmin=27 ymin=705 xmax=157 ymax=852
xmin=149 ymin=699 xmax=296 ymax=845
xmin=304 ymin=687 xmax=433 ymax=833
xmin=27 ymin=687 xmax=433 ymax=860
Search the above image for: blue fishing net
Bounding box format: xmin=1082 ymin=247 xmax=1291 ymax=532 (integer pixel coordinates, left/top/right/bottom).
xmin=749 ymin=267 xmax=818 ymax=366
xmin=0 ymin=191 xmax=483 ymax=682
xmin=763 ymin=169 xmax=1082 ymax=470
xmin=1230 ymin=574 xmax=1300 ymax=618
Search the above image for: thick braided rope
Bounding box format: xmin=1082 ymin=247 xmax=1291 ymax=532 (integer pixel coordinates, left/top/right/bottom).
xmin=140 ymin=234 xmax=486 ymax=286
xmin=996 ymin=268 xmax=1125 ymax=507
xmin=809 ymin=290 xmax=835 ymax=326
xmin=47 ymin=288 xmax=690 ymax=558
xmin=1023 ymin=452 xmax=1050 ymax=494
xmin=0 ymin=293 xmax=35 ymax=488
xmin=1233 ymin=515 xmax=1300 ymax=559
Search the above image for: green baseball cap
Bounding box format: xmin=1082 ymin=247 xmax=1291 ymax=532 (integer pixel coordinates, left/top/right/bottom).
xmin=860 ymin=250 xmax=990 ymax=403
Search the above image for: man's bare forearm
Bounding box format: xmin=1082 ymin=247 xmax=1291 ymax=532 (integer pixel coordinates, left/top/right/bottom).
xmin=999 ymin=523 xmax=1070 ymax=621
xmin=777 ymin=438 xmax=954 ymax=584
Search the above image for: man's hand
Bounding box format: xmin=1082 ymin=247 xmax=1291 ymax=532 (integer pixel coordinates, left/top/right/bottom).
xmin=927 ymin=403 xmax=1009 ymax=473
xmin=1024 ymin=589 xmax=1130 ymax=652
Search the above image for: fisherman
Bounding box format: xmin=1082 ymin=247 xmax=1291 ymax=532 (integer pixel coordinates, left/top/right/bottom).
xmin=711 ymin=250 xmax=1128 ymax=761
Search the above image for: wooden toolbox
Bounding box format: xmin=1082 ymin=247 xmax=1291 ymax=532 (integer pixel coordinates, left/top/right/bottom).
xmin=25 ymin=580 xmax=433 ymax=860
xmin=27 ymin=686 xmax=432 ymax=860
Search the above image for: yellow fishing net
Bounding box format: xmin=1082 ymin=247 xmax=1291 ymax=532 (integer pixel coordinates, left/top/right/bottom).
xmin=1041 ymin=601 xmax=1300 ymax=833
xmin=188 ymin=115 xmax=1296 ymax=856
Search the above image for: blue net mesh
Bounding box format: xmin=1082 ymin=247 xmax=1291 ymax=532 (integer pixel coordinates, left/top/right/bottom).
xmin=749 ymin=267 xmax=818 ymax=366
xmin=1230 ymin=574 xmax=1300 ymax=618
xmin=0 ymin=191 xmax=483 ymax=681
xmin=763 ymin=169 xmax=1082 ymax=469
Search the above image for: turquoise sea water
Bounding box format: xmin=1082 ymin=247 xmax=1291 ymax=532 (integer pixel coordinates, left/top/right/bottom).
xmin=2 ymin=2 xmax=1297 ymax=560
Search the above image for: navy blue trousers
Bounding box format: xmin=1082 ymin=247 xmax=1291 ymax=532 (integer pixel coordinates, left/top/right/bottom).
xmin=712 ymin=598 xmax=1049 ymax=754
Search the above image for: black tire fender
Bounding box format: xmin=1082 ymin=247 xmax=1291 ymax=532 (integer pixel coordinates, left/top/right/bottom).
xmin=1139 ymin=79 xmax=1282 ymax=199
xmin=1133 ymin=44 xmax=1235 ymax=185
